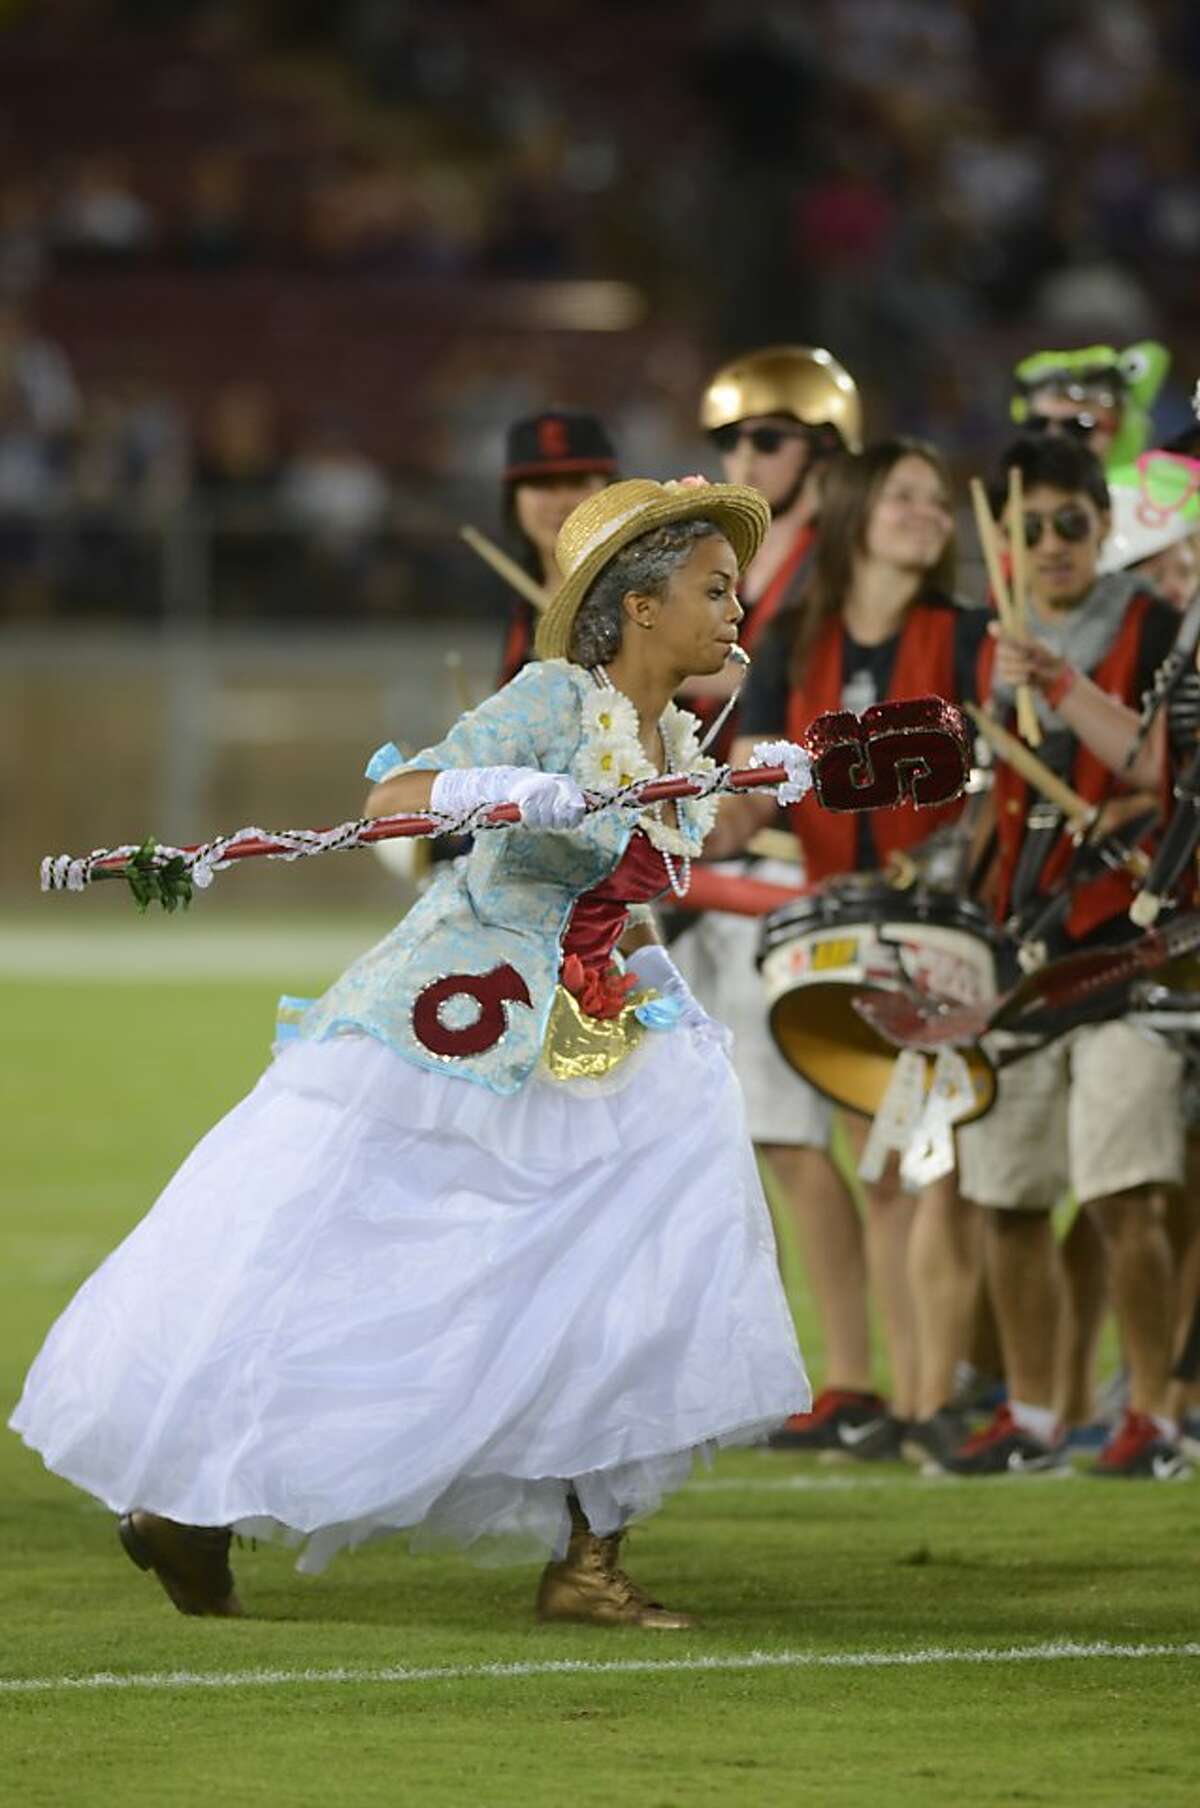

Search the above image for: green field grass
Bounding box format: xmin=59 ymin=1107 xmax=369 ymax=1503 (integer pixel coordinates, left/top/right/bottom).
xmin=2 ymin=945 xmax=1198 ymax=1807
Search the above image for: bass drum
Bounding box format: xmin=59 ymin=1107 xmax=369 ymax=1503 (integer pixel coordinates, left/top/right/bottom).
xmin=758 ymin=874 xmax=1004 ymax=1123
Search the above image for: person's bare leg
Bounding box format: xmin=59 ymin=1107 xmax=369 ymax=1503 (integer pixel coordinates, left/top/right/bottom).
xmin=1166 ymin=1166 xmax=1200 ymax=1421
xmin=908 ymin=1179 xmax=981 ymax=1420
xmin=983 ymin=1209 xmax=1060 ymax=1410
xmin=1164 ymin=1169 xmax=1200 ymax=1284
xmin=1055 ymin=1209 xmax=1109 ymax=1427
xmin=1088 ymin=1188 xmax=1176 ymax=1418
xmin=966 ymin=1278 xmax=1003 ymax=1379
xmin=760 ymin=1142 xmax=872 ymax=1392
xmin=841 ymin=1115 xmax=918 ymax=1419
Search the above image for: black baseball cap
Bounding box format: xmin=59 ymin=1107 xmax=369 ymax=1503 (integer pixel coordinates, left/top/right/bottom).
xmin=503 ymin=409 xmax=618 ymax=482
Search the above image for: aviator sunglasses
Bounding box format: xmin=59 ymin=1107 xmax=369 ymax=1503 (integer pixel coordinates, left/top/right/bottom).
xmin=1026 ymin=412 xmax=1099 ymax=441
xmin=1021 ymin=503 xmax=1093 ymax=549
xmin=708 ymin=423 xmax=812 ymax=455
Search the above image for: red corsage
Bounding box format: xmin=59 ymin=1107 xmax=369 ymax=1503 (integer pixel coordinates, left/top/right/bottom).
xmin=561 ymin=954 xmax=638 ymax=1021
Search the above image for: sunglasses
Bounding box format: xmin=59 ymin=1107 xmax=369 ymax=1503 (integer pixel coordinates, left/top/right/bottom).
xmin=708 ymin=424 xmax=811 ymax=455
xmin=1022 ymin=504 xmax=1093 ymax=548
xmin=1025 ymin=412 xmax=1104 ymax=442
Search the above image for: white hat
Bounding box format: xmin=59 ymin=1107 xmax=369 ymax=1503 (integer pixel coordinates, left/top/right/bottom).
xmin=1099 ymin=452 xmax=1200 ymax=573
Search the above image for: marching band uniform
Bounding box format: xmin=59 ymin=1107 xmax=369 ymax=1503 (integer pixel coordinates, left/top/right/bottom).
xmin=673 ymin=346 xmax=862 ymax=1153
xmin=954 ymin=439 xmax=1188 ymax=1479
xmin=730 ymin=440 xmax=992 ymax=1459
xmin=11 ymin=480 xmax=810 ymax=1627
xmin=743 ymin=592 xmax=991 ymax=882
xmin=957 ymin=568 xmax=1183 ymax=1213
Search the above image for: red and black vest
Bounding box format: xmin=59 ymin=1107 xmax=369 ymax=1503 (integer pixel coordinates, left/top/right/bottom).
xmin=743 ymin=523 xmax=816 ymax=656
xmin=785 ymin=601 xmax=989 ymax=882
xmin=991 ymin=591 xmax=1167 ymax=940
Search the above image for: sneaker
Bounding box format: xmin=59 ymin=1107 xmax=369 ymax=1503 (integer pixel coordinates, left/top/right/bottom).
xmin=1091 ymin=1410 xmax=1193 ymax=1480
xmin=944 ymin=1405 xmax=1067 ymax=1476
xmin=902 ymin=1406 xmax=972 ymax=1473
xmin=830 ymin=1413 xmax=906 ymax=1462
xmin=768 ymin=1388 xmax=889 ymax=1452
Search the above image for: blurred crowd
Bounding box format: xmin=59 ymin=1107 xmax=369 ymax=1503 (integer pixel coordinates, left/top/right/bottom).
xmin=4 ymin=0 xmax=1200 ymax=622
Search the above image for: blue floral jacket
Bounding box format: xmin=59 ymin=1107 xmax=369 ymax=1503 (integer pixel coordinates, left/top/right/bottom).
xmin=296 ymin=659 xmax=712 ymax=1094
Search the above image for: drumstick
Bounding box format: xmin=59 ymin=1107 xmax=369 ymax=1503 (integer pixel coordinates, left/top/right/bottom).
xmin=1006 ymin=467 xmax=1043 ymax=749
xmin=1006 ymin=467 xmax=1028 ymax=638
xmin=971 ymin=477 xmax=1041 ymax=749
xmin=965 ymin=703 xmax=1096 ymax=835
xmin=970 ymin=478 xmax=1012 ymax=628
xmin=460 ymin=525 xmax=551 ymax=612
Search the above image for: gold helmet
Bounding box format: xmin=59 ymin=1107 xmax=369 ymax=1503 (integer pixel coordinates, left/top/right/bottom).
xmin=700 ymin=345 xmax=862 ymax=452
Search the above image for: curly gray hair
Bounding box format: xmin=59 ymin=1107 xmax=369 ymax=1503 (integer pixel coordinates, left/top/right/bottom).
xmin=569 ymin=518 xmax=728 ymax=667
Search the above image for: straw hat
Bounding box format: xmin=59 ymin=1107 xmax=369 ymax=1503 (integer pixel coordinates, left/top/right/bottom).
xmin=534 ymin=477 xmax=770 ymax=661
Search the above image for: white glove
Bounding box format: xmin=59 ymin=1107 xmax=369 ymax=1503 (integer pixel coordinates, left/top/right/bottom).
xmin=430 ymin=765 xmax=587 ymax=830
xmin=510 ymin=771 xmax=588 ymax=830
xmin=749 ymin=739 xmax=813 ymax=807
xmin=626 ymin=944 xmax=732 ymax=1054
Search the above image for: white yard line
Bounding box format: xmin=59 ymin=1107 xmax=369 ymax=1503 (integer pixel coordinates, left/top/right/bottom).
xmin=1 ymin=1640 xmax=1196 ymax=1697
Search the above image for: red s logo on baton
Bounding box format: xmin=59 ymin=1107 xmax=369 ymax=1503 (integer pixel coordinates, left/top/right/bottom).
xmin=808 ymin=699 xmax=970 ymax=812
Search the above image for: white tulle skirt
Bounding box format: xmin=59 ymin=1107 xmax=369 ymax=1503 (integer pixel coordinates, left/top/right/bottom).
xmin=11 ymin=1026 xmax=809 ymax=1572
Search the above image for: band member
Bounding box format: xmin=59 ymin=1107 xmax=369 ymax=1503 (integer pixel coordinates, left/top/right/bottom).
xmin=709 ymin=438 xmax=992 ymax=1464
xmin=955 ymin=434 xmax=1188 ymax=1478
xmin=698 ymin=343 xmax=861 ymax=668
xmin=12 ymin=477 xmax=819 ymax=1628
xmin=671 ymin=347 xmax=877 ymax=1449
xmin=496 ymin=408 xmax=617 ymax=684
xmin=1099 ymin=452 xmax=1200 ymax=614
xmin=1009 ymin=342 xmax=1170 ymax=472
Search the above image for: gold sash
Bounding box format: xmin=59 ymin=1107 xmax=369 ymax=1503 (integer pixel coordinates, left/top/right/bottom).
xmin=539 ymin=984 xmax=654 ymax=1081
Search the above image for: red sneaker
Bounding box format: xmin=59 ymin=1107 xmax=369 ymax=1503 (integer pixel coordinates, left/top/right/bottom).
xmin=945 ymin=1405 xmax=1066 ymax=1476
xmin=769 ymin=1388 xmax=889 ymax=1451
xmin=1092 ymin=1410 xmax=1192 ymax=1479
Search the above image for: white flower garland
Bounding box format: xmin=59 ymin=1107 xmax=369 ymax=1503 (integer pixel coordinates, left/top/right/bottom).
xmin=576 ymin=685 xmax=717 ymax=857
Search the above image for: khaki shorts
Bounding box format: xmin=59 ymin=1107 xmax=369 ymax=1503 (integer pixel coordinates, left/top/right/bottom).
xmin=957 ymin=1019 xmax=1185 ymax=1211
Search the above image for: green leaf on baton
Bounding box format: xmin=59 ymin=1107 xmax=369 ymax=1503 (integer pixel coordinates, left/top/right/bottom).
xmin=123 ymin=838 xmax=194 ymax=914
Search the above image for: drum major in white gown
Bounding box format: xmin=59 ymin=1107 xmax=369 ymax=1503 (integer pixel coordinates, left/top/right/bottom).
xmin=11 ymin=658 xmax=809 ymax=1573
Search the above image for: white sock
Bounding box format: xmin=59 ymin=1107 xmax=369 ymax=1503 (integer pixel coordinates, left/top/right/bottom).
xmin=1153 ymin=1414 xmax=1178 ymax=1442
xmin=1009 ymin=1400 xmax=1057 ymax=1445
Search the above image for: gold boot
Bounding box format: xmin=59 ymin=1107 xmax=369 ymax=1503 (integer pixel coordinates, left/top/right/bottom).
xmin=535 ymin=1498 xmax=695 ymax=1630
xmin=118 ymin=1511 xmax=244 ymax=1617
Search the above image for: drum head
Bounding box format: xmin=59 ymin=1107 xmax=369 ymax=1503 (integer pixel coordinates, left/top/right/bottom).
xmin=760 ymin=877 xmax=1001 ymax=966
xmin=769 ymin=981 xmax=996 ymax=1123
